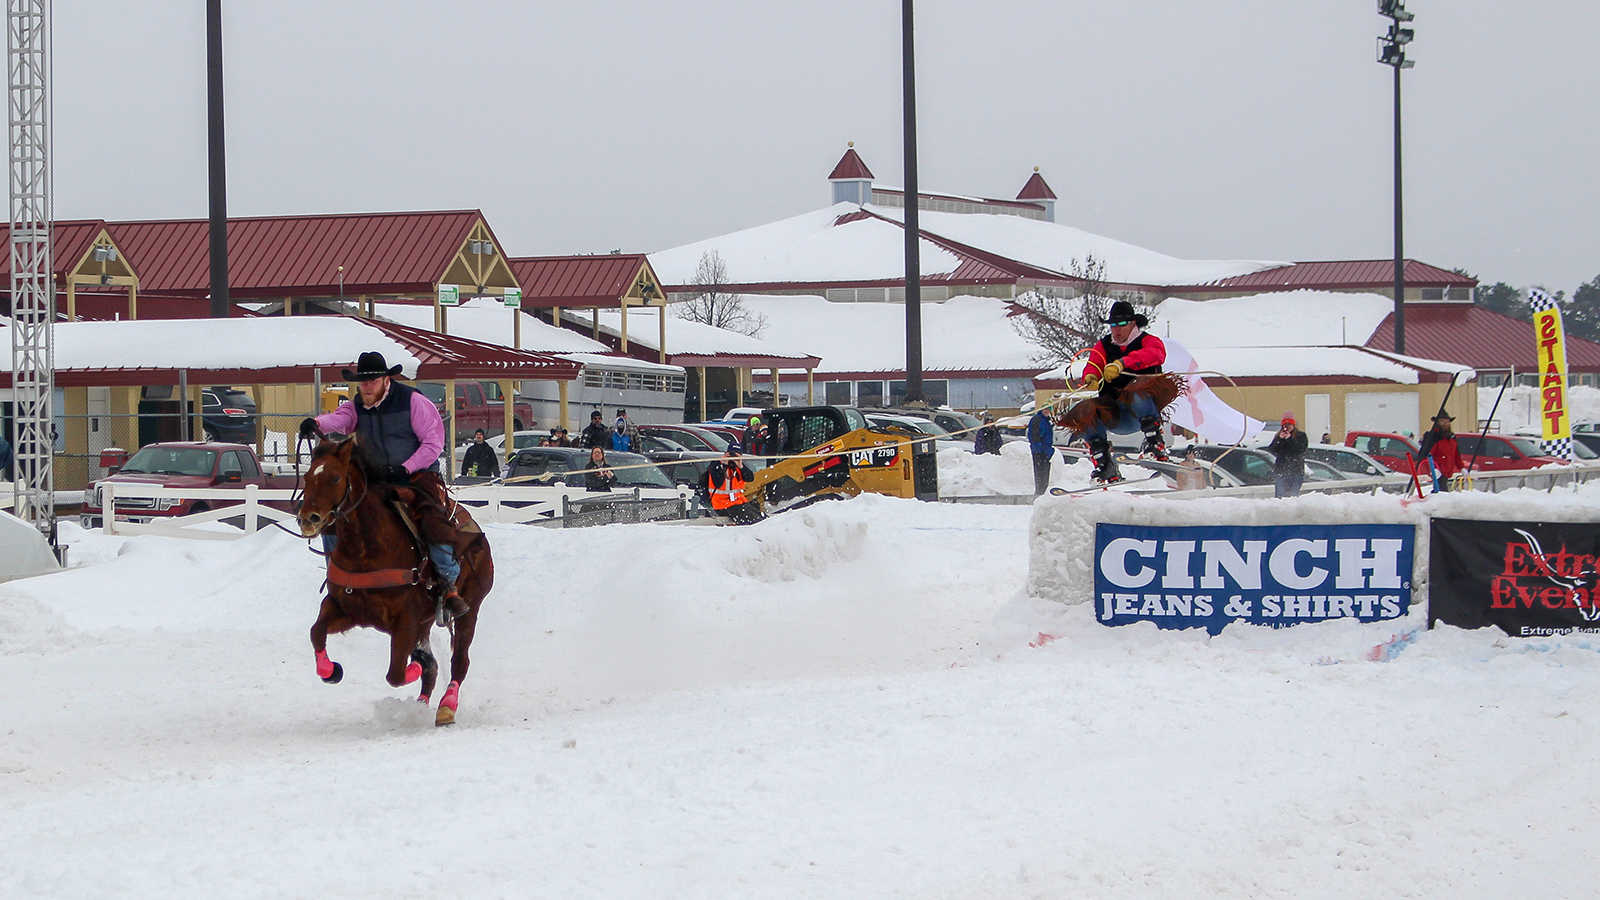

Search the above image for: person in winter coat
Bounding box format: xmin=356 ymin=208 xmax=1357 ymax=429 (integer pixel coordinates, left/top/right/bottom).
xmin=1077 ymin=300 xmax=1169 ymax=483
xmin=742 ymin=416 xmax=768 ymax=458
xmin=1417 ymin=411 xmax=1466 ymax=492
xmin=973 ymin=414 xmax=1003 ymax=455
xmin=706 ymin=442 xmax=762 ymax=524
xmin=609 ymin=421 xmax=632 ymax=453
xmin=580 ymin=411 xmax=610 ymax=449
xmin=1175 ymin=445 xmax=1209 ymax=491
xmin=615 ymin=409 xmax=640 ymax=446
xmin=1266 ymin=413 xmax=1308 ymax=498
xmin=583 ymin=446 xmax=617 ymax=492
xmin=1026 ymin=408 xmax=1055 ymax=495
xmin=461 ymin=429 xmax=500 ymax=478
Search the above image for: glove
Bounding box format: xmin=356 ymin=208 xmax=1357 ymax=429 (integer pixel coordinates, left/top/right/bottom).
xmin=298 ymin=417 xmax=318 ymax=438
xmin=385 ymin=464 xmax=410 ymax=483
xmin=1101 ymin=360 xmax=1125 ymax=383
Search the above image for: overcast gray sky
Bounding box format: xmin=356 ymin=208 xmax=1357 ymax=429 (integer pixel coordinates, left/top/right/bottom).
xmin=53 ymin=1 xmax=1598 ymax=292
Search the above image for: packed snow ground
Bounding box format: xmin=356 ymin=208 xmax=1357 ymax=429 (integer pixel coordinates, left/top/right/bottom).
xmin=3 ymin=486 xmax=1599 ymax=897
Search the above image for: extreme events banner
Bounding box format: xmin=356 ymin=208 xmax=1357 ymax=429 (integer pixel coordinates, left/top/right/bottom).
xmin=1429 ymin=518 xmax=1600 ymax=636
xmin=1093 ymin=523 xmax=1415 ymax=635
xmin=1527 ymin=287 xmax=1574 ymax=460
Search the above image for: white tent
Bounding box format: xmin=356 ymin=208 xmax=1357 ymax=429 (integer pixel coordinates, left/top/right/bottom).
xmin=0 ymin=509 xmax=62 ymax=582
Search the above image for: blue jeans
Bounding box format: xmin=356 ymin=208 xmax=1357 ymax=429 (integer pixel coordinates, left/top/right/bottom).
xmin=321 ymin=534 xmax=460 ymax=584
xmin=1082 ymin=392 xmax=1160 ymax=444
xmin=1274 ymin=472 xmax=1304 ymax=498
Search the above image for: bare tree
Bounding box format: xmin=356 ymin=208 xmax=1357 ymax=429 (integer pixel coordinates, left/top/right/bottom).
xmin=1010 ymin=255 xmax=1156 ymax=366
xmin=673 ymin=250 xmax=768 ymax=338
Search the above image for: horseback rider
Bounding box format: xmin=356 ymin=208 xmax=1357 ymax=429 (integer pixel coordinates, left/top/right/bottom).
xmin=1077 ymin=300 xmax=1169 ymax=482
xmin=300 ymin=351 xmax=469 ymax=620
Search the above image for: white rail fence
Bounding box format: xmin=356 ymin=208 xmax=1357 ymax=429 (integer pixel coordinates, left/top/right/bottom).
xmin=88 ymin=482 xmax=698 ymax=542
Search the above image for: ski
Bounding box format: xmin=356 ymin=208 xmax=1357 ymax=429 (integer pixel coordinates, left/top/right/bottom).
xmin=1048 ymin=472 xmax=1161 ymax=496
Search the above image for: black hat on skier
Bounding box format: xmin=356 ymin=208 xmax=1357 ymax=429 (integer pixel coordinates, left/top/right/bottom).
xmin=1105 ymin=300 xmax=1148 ymax=329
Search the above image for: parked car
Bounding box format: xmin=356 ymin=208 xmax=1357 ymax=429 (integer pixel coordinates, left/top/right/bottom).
xmin=1453 ymin=433 xmax=1565 ymax=471
xmin=81 ymin=442 xmax=299 ymax=527
xmin=638 ymin=423 xmax=732 ymax=453
xmin=871 ymin=406 xmax=989 ymax=442
xmin=200 ymin=387 xmax=258 ymax=444
xmin=505 ymin=447 xmax=676 ymax=489
xmin=865 ymin=414 xmax=966 ymax=454
xmin=415 ymin=381 xmax=536 ymax=438
xmin=1510 ymin=426 xmax=1600 ymax=461
xmin=1303 ymin=444 xmax=1394 ymax=478
xmin=1569 ymin=432 xmax=1600 ymax=457
xmin=1186 ymin=445 xmax=1347 ymax=486
xmin=1344 ymin=431 xmax=1422 ymax=473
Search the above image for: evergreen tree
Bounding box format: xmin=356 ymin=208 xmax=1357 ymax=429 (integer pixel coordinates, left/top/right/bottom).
xmin=1564 ymin=274 xmax=1600 ymax=342
xmin=1473 ymin=281 xmax=1528 ymax=322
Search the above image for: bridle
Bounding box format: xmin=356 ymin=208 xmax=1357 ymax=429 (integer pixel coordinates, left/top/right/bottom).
xmin=276 ymin=432 xmax=370 ymax=540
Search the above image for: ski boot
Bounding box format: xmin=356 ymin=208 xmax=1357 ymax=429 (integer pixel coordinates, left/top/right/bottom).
xmin=1139 ymin=416 xmax=1170 ymax=462
xmin=1089 ymin=437 xmax=1122 ymax=484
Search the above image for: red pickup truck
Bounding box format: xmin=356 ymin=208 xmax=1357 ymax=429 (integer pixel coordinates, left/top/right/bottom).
xmin=415 ymin=381 xmax=535 ymax=438
xmin=80 ymin=442 xmax=300 ymax=528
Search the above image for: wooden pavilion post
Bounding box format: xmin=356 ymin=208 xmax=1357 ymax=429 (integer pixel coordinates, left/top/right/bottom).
xmin=445 ymin=378 xmax=457 ymax=481
xmin=620 ymin=297 xmax=629 ymax=352
xmin=251 ymin=384 xmax=265 ymax=457
xmin=657 ymin=303 xmax=666 ymax=364
xmin=500 ymin=379 xmax=515 ymax=446
xmin=128 ymin=285 xmax=138 ymax=320
xmin=558 ymin=380 xmax=569 ymax=433
xmin=807 ymin=368 xmax=814 ymax=405
xmin=66 ymin=280 xmax=75 ymax=321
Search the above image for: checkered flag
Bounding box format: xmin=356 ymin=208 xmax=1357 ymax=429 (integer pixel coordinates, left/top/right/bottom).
xmin=1528 ymin=286 xmax=1559 ymax=314
xmin=1543 ymin=436 xmax=1574 ymax=459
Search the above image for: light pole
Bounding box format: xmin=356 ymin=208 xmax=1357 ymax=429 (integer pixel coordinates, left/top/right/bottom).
xmin=902 ymin=0 xmax=924 ymax=405
xmin=1378 ymin=0 xmax=1415 ymax=354
xmin=207 ymin=0 xmax=229 ymax=318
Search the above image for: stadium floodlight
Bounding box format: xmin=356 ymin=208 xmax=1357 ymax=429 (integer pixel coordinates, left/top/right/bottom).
xmin=1379 ymin=0 xmax=1414 ymax=22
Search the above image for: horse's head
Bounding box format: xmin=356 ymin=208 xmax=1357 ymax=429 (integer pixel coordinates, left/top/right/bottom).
xmin=298 ymin=436 xmax=366 ymax=538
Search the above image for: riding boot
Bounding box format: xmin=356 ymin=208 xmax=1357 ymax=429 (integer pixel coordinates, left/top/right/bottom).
xmin=1089 ymin=437 xmax=1121 ymax=483
xmin=443 ymin=586 xmax=469 ymax=620
xmin=1139 ymin=416 xmax=1169 ymax=461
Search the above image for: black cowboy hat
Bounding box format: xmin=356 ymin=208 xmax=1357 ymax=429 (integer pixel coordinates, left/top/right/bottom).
xmin=341 ymin=351 xmax=404 ymax=382
xmin=1105 ymin=300 xmax=1149 ymax=329
xmin=1432 ymin=410 xmax=1456 ymax=422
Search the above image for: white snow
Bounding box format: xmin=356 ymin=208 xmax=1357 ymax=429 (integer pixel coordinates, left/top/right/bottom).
xmin=4 ymin=487 xmax=1600 ymax=897
xmin=939 ymin=441 xmax=1162 ymax=496
xmin=1480 ymin=383 xmax=1600 ymax=431
xmin=871 ymin=205 xmax=1287 ymax=287
xmin=742 ymin=293 xmax=1037 ymax=373
xmin=649 ymin=204 xmax=965 ymax=285
xmin=576 ymin=306 xmax=820 ymax=363
xmin=374 ymin=299 xmax=612 ymax=354
xmin=0 ymin=316 xmax=422 ymax=375
xmin=1154 ymin=291 xmax=1396 ymax=348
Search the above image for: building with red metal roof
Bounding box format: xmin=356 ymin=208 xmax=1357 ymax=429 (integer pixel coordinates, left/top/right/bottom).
xmin=1164 ymin=259 xmax=1478 ymax=304
xmin=0 ymin=220 xmax=142 ymax=320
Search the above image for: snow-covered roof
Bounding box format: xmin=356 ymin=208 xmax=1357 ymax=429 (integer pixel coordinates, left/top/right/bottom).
xmin=870 ymin=206 xmax=1285 ymax=287
xmin=1185 ymin=347 xmax=1431 ymax=384
xmin=554 ymin=352 xmax=684 ymax=376
xmin=742 ymin=294 xmax=1038 ymax=374
xmin=0 ymin=316 xmax=423 ymax=375
xmin=1153 ymin=291 xmax=1396 ymax=349
xmin=573 ymin=307 xmax=820 ymax=364
xmin=649 ymin=204 xmax=963 ymax=286
xmin=649 ymin=202 xmax=1285 ymax=290
xmin=373 ymin=299 xmax=611 ymax=354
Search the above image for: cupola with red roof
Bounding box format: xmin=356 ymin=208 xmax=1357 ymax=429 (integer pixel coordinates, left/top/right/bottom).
xmin=828 ymin=143 xmax=875 ymax=206
xmin=1015 ymin=167 xmax=1057 ymax=222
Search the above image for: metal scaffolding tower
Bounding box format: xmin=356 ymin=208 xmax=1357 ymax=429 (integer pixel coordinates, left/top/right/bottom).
xmin=7 ymin=0 xmax=56 ymax=544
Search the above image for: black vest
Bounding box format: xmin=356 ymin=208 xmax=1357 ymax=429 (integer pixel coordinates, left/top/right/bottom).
xmin=353 ymin=381 xmax=440 ymax=476
xmin=1096 ymin=332 xmax=1162 ymax=398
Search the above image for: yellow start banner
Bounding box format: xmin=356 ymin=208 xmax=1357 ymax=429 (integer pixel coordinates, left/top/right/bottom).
xmin=1531 ymin=295 xmax=1570 ymax=442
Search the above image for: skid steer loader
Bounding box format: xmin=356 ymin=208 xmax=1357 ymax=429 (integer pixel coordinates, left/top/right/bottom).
xmin=745 ymin=406 xmax=939 ymax=513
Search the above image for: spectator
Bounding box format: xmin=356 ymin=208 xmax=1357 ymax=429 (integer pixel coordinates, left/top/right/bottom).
xmin=615 ymin=408 xmax=640 ymax=446
xmin=706 ymin=442 xmax=762 ymax=524
xmin=609 ymin=420 xmax=632 ymax=453
xmin=461 ymin=429 xmax=499 ymax=478
xmin=1320 ymin=432 xmax=1331 ymax=444
xmin=0 ymin=432 xmax=11 ymax=481
xmin=1266 ymin=413 xmax=1308 ymax=498
xmin=973 ymin=414 xmax=1003 ymax=456
xmin=1175 ymin=445 xmax=1208 ymax=491
xmin=580 ymin=411 xmax=609 ymax=449
xmin=743 ymin=415 xmax=769 ymax=458
xmin=1026 ymin=408 xmax=1055 ymax=495
xmin=1417 ymin=411 xmax=1465 ymax=493
xmin=583 ymin=446 xmax=617 ymax=492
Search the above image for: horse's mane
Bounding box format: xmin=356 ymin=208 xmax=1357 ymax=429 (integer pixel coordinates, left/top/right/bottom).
xmin=312 ymin=436 xmax=388 ymax=484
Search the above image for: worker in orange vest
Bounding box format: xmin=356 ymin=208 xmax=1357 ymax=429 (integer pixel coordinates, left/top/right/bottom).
xmin=707 ymin=443 xmax=762 ymax=524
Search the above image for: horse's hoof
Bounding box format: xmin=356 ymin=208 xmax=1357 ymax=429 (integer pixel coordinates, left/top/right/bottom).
xmin=435 ymin=705 xmax=455 ymax=727
xmin=403 ymin=661 xmax=422 ymax=685
xmin=321 ymin=662 xmax=343 ymax=685
xmin=418 ymin=694 xmax=431 ymax=706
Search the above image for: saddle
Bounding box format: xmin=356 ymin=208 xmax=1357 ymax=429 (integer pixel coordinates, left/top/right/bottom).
xmin=324 ymin=474 xmax=482 ymax=594
xmin=1058 ymin=371 xmax=1186 ymax=436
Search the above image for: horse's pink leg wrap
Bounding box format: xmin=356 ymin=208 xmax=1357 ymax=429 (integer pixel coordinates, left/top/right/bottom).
xmin=315 ymin=649 xmax=335 ymax=679
xmin=440 ymin=681 xmax=460 ymax=712
xmin=403 ymin=661 xmax=422 ymax=685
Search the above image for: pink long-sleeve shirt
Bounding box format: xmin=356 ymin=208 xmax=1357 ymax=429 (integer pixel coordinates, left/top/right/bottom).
xmin=315 ymin=385 xmax=445 ymax=474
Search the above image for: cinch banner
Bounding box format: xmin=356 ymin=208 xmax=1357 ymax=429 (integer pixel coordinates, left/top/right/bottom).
xmin=1528 ymin=287 xmax=1573 ymax=459
xmin=1093 ymin=523 xmax=1415 ymax=635
xmin=1429 ymin=518 xmax=1600 ymax=637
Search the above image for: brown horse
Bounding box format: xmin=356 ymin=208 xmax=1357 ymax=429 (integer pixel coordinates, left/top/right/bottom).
xmin=297 ymin=435 xmax=493 ymax=727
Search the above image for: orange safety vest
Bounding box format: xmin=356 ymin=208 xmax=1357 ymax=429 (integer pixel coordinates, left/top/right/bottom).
xmin=710 ymin=466 xmax=747 ymax=511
